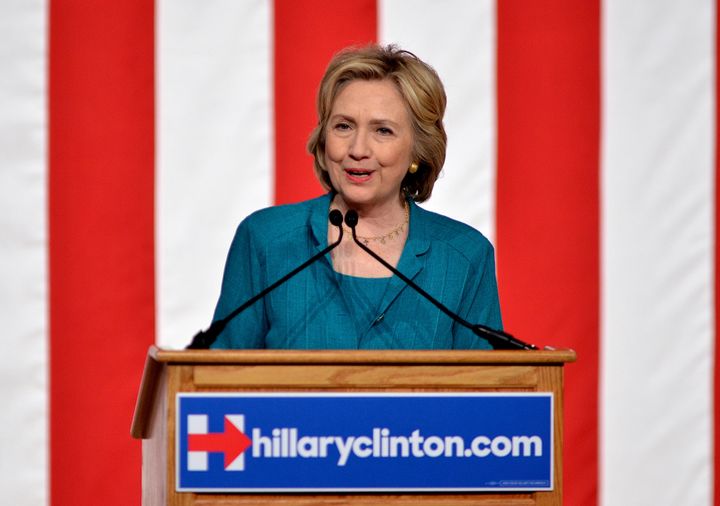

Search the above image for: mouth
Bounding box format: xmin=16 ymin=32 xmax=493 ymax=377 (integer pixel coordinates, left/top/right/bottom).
xmin=344 ymin=168 xmax=374 ymax=182
xmin=345 ymin=168 xmax=373 ymax=176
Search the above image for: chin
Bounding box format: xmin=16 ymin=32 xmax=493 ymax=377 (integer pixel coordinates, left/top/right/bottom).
xmin=338 ymin=189 xmax=374 ymax=205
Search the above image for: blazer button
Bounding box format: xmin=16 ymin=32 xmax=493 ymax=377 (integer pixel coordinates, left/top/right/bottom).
xmin=374 ymin=314 xmax=385 ymax=324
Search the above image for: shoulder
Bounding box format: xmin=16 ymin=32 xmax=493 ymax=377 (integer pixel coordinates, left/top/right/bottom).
xmin=411 ymin=202 xmax=495 ymax=262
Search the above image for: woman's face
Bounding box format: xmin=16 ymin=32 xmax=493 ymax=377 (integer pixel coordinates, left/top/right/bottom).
xmin=324 ymin=79 xmax=414 ymax=212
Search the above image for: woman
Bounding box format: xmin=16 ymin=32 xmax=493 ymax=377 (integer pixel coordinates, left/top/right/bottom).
xmin=210 ymin=45 xmax=502 ymax=350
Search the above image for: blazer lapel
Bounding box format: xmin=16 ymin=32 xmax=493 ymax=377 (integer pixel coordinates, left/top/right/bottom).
xmin=308 ymin=192 xmax=344 ymax=296
xmin=374 ymin=200 xmax=430 ymax=319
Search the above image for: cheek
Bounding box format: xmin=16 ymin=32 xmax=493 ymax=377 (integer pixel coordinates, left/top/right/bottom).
xmin=379 ymin=143 xmax=413 ymax=170
xmin=324 ymin=135 xmax=344 ymax=164
xmin=322 ymin=145 xmax=341 ymax=184
xmin=323 ymin=148 xmax=338 ymax=171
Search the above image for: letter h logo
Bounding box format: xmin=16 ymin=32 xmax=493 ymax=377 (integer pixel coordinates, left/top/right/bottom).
xmin=186 ymin=414 xmax=252 ymax=471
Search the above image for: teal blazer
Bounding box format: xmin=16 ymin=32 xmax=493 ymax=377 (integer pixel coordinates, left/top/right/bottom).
xmin=210 ymin=194 xmax=502 ymax=350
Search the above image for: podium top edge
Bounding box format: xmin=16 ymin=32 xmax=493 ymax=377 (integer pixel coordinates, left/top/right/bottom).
xmin=148 ymin=346 xmax=577 ymax=365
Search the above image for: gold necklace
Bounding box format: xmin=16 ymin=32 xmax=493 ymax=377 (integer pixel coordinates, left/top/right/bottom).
xmin=341 ymin=200 xmax=410 ymax=245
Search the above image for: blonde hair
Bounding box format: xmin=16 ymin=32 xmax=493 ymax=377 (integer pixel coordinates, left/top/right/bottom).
xmin=307 ymin=44 xmax=447 ymax=202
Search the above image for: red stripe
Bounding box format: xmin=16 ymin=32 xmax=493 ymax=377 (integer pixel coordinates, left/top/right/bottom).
xmin=496 ymin=2 xmax=601 ymax=504
xmin=273 ymin=0 xmax=377 ymax=205
xmin=49 ymin=1 xmax=154 ymax=504
xmin=715 ymin=0 xmax=720 ymax=501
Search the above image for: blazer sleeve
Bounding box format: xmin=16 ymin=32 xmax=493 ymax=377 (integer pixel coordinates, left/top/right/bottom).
xmin=209 ymin=218 xmax=268 ymax=349
xmin=451 ymin=239 xmax=503 ymax=350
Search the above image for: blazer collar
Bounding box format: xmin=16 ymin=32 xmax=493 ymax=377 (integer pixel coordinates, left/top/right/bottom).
xmin=308 ymin=192 xmax=431 ymax=255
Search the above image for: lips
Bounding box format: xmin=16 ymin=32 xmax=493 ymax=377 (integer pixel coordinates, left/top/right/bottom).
xmin=344 ymin=168 xmax=374 ymax=182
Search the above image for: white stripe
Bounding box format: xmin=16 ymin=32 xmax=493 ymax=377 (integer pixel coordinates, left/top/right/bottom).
xmin=225 ymin=415 xmax=246 ymax=471
xmin=0 ymin=1 xmax=48 ymax=504
xmin=379 ymin=0 xmax=497 ymax=242
xmin=600 ymin=1 xmax=715 ymax=504
xmin=157 ymin=0 xmax=274 ymax=348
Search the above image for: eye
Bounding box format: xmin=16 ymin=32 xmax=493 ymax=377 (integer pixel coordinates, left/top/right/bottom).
xmin=377 ymin=127 xmax=394 ymax=136
xmin=333 ymin=121 xmax=351 ymax=131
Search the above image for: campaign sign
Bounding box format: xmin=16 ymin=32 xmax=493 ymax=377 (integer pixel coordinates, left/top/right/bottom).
xmin=176 ymin=392 xmax=553 ymax=493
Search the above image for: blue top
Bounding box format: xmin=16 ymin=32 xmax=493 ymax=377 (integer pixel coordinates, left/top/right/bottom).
xmin=210 ymin=193 xmax=502 ymax=350
xmin=336 ymin=273 xmax=391 ymax=338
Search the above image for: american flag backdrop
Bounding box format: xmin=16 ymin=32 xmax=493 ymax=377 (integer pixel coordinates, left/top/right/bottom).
xmin=1 ymin=0 xmax=717 ymax=504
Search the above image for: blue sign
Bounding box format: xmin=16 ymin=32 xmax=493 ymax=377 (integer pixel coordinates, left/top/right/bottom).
xmin=176 ymin=392 xmax=553 ymax=493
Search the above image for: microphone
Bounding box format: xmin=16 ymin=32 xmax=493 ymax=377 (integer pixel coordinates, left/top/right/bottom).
xmin=344 ymin=209 xmax=536 ymax=350
xmin=186 ymin=209 xmax=345 ymax=349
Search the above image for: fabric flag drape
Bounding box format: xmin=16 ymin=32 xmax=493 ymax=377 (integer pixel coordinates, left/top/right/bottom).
xmin=1 ymin=0 xmax=717 ymax=504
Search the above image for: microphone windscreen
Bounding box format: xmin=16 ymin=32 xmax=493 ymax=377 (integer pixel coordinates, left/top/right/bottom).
xmin=344 ymin=209 xmax=359 ymax=228
xmin=328 ymin=209 xmax=343 ymax=226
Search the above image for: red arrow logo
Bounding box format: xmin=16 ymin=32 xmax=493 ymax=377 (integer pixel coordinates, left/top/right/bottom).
xmin=188 ymin=416 xmax=252 ymax=468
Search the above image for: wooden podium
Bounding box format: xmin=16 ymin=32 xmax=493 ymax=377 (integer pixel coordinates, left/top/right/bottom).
xmin=131 ymin=346 xmax=575 ymax=506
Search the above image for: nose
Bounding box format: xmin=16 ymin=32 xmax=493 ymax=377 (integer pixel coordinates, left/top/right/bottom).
xmin=348 ymin=130 xmax=370 ymax=160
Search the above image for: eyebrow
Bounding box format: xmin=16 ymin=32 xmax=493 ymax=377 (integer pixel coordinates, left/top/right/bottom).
xmin=329 ymin=114 xmax=401 ymax=128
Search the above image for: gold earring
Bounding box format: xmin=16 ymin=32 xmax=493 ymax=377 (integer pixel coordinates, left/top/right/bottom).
xmin=408 ymin=161 xmax=419 ymax=174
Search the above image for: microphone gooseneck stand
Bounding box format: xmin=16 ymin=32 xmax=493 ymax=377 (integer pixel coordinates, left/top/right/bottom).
xmin=186 ymin=210 xmax=345 ymax=349
xmin=344 ymin=209 xmax=536 ymax=350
